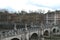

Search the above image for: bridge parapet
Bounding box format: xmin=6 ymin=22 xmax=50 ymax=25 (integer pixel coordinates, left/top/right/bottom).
xmin=28 ymin=27 xmax=40 ymax=31
xmin=0 ymin=28 xmax=26 ymax=39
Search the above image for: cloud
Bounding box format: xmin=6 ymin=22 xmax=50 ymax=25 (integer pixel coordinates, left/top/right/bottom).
xmin=0 ymin=0 xmax=60 ymax=13
xmin=30 ymin=0 xmax=60 ymax=7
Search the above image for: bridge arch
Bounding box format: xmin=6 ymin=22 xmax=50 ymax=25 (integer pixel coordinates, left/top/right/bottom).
xmin=43 ymin=30 xmax=49 ymax=36
xmin=43 ymin=29 xmax=50 ymax=36
xmin=29 ymin=33 xmax=38 ymax=40
xmin=52 ymin=27 xmax=59 ymax=33
xmin=11 ymin=38 xmax=20 ymax=40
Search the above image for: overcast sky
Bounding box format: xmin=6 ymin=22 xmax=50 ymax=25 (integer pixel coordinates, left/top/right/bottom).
xmin=0 ymin=0 xmax=60 ymax=12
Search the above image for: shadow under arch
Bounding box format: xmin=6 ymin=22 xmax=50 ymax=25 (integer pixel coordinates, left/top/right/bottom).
xmin=29 ymin=33 xmax=38 ymax=40
xmin=53 ymin=28 xmax=56 ymax=33
xmin=43 ymin=30 xmax=49 ymax=36
xmin=11 ymin=38 xmax=20 ymax=40
xmin=52 ymin=27 xmax=59 ymax=33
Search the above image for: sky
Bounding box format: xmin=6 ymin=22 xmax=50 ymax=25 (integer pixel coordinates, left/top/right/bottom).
xmin=0 ymin=0 xmax=60 ymax=13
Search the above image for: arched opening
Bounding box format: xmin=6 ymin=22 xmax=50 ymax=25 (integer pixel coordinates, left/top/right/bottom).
xmin=53 ymin=28 xmax=56 ymax=33
xmin=11 ymin=38 xmax=20 ymax=40
xmin=53 ymin=28 xmax=59 ymax=33
xmin=43 ymin=30 xmax=49 ymax=36
xmin=29 ymin=33 xmax=38 ymax=40
xmin=57 ymin=29 xmax=59 ymax=32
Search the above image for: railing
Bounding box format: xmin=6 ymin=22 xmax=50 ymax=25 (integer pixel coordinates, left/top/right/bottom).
xmin=0 ymin=28 xmax=25 ymax=39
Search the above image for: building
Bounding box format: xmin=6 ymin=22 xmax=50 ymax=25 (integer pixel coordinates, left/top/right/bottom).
xmin=0 ymin=11 xmax=44 ymax=24
xmin=44 ymin=11 xmax=60 ymax=25
xmin=12 ymin=13 xmax=44 ymax=25
xmin=0 ymin=13 xmax=11 ymax=22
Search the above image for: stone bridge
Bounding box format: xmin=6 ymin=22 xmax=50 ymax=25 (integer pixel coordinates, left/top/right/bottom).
xmin=0 ymin=26 xmax=60 ymax=40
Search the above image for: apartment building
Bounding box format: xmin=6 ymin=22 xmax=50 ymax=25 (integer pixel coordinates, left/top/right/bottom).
xmin=0 ymin=13 xmax=11 ymax=22
xmin=44 ymin=11 xmax=60 ymax=25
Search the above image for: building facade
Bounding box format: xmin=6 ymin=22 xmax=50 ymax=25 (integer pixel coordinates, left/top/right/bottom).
xmin=44 ymin=11 xmax=60 ymax=25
